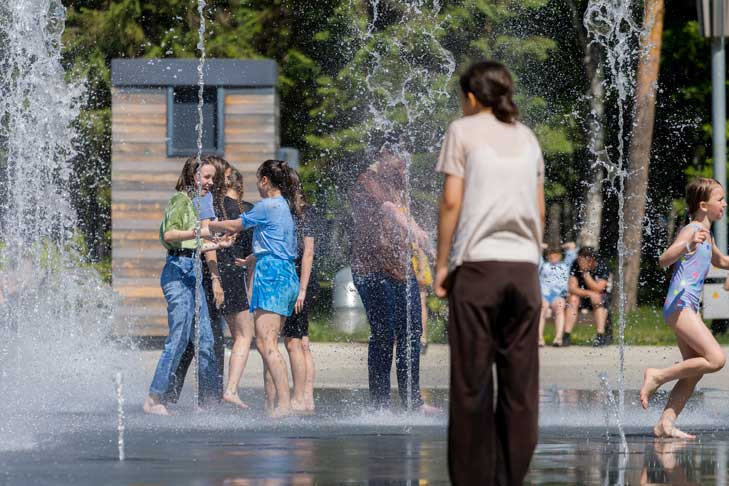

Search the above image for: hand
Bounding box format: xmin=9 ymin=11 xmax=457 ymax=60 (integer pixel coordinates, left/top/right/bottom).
xmin=688 ymin=228 xmax=710 ymax=251
xmin=234 ymin=257 xmax=246 ymax=267
xmin=199 ymin=226 xmax=215 ymax=241
xmin=216 ymin=235 xmax=234 ymax=249
xmin=562 ymin=241 xmax=577 ymax=251
xmin=295 ymin=288 xmax=306 ymax=314
xmin=434 ymin=266 xmax=449 ymax=299
xmin=212 ymin=278 xmax=224 ymax=308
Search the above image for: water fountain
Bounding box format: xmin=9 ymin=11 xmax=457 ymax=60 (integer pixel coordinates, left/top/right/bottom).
xmin=4 ymin=0 xmax=729 ymax=484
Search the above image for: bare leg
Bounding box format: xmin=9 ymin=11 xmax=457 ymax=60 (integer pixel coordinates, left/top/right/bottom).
xmin=223 ymin=310 xmax=254 ymax=409
xmin=590 ymin=293 xmax=608 ymax=334
xmin=641 ymin=308 xmax=725 ymax=412
xmin=285 ymin=337 xmax=307 ymax=411
xmin=263 ymin=365 xmax=275 ymax=413
xmin=538 ymin=299 xmax=548 ymax=346
xmin=551 ymin=297 xmax=566 ymax=345
xmin=255 ymin=310 xmax=291 ymax=417
xmin=302 ymin=336 xmax=315 ymax=411
xmin=419 ymin=288 xmax=428 ymax=348
xmin=564 ymin=294 xmax=580 ymax=334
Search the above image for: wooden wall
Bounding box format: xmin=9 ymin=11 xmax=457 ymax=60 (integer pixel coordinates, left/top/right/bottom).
xmin=111 ymin=87 xmax=278 ymax=336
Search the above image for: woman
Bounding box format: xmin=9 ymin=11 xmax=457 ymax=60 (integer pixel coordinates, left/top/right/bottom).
xmin=143 ymin=156 xmax=232 ymax=416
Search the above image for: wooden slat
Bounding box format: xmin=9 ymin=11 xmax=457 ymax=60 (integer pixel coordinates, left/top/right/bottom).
xmin=112 ymin=91 xmax=166 ymax=105
xmin=223 ymin=114 xmax=276 ymax=127
xmin=112 ymin=113 xmax=167 ymax=126
xmin=113 ymin=160 xmax=185 ymax=172
xmin=112 ymin=241 xmax=167 ymax=255
xmin=113 ymin=230 xmax=161 ymax=241
xmin=113 ymin=219 xmax=162 ymax=231
xmin=116 ymin=285 xmax=163 ymax=299
xmin=112 ymin=143 xmax=167 ymax=156
xmin=112 ymin=209 xmax=164 ymax=221
xmin=111 ymin=103 xmax=167 ymax=115
xmin=225 ymin=94 xmax=275 ymax=105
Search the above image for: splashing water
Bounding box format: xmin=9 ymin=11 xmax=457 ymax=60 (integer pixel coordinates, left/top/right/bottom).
xmin=348 ymin=0 xmax=455 ymax=411
xmin=584 ymin=0 xmax=642 ymax=442
xmin=192 ymin=0 xmax=208 ymax=407
xmin=115 ymin=372 xmax=125 ymax=461
xmin=0 ymin=0 xmax=120 ymax=448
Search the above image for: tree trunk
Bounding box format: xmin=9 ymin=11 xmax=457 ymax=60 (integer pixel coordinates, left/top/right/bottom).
xmin=547 ymin=201 xmax=562 ymax=246
xmin=568 ymin=0 xmax=608 ymax=250
xmin=624 ymin=0 xmax=664 ymax=312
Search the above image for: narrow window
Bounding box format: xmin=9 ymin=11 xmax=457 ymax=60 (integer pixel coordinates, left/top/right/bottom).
xmin=167 ymin=86 xmax=223 ymax=157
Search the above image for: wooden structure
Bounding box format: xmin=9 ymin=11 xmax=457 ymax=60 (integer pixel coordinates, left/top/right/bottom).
xmin=111 ymin=59 xmax=279 ymax=335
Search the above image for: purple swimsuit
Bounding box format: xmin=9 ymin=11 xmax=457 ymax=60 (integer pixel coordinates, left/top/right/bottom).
xmin=663 ymin=223 xmax=712 ymax=320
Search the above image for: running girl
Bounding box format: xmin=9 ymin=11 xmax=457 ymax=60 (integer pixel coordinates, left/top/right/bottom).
xmin=208 ymin=159 xmax=300 ymax=418
xmin=640 ymin=177 xmax=728 ymax=438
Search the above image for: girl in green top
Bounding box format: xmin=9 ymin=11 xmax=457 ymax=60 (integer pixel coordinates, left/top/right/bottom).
xmin=143 ymin=157 xmax=232 ymax=416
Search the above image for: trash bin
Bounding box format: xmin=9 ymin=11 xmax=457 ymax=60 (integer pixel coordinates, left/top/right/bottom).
xmin=332 ymin=266 xmax=368 ymax=334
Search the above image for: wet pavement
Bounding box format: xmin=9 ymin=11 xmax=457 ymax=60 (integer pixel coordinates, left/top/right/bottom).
xmin=3 ymin=388 xmax=729 ymax=485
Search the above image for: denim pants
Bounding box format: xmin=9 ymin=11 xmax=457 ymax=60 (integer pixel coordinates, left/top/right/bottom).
xmin=353 ymin=271 xmax=423 ymax=409
xmin=149 ymin=255 xmax=218 ymax=402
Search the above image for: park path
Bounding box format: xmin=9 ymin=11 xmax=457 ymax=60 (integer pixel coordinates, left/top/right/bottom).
xmin=134 ymin=343 xmax=729 ymax=391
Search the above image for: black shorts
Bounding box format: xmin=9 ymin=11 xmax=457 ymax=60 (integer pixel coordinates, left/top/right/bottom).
xmin=579 ymin=293 xmax=609 ymax=311
xmin=219 ymin=263 xmax=249 ymax=315
xmin=281 ymin=282 xmax=318 ymax=339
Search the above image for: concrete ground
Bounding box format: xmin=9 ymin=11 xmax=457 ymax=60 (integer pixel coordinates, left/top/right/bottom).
xmin=135 ymin=342 xmax=729 ymax=392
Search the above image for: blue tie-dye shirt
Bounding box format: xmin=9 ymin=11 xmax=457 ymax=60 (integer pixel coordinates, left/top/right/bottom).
xmin=241 ymin=196 xmax=297 ymax=260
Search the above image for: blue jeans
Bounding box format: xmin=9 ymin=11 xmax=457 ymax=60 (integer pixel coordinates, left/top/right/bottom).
xmin=149 ymin=255 xmax=218 ymax=402
xmin=353 ymin=271 xmax=423 ymax=409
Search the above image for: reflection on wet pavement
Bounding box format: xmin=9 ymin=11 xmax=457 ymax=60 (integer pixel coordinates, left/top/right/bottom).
xmin=3 ymin=388 xmax=729 ymax=485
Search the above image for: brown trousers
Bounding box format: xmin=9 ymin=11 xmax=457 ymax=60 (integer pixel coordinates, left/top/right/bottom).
xmin=448 ymin=261 xmax=540 ymax=486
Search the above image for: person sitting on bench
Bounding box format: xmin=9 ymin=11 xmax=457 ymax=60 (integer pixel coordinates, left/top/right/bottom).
xmin=563 ymin=247 xmax=610 ymax=347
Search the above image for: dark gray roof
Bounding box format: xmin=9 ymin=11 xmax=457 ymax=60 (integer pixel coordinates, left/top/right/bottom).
xmin=111 ymin=59 xmax=277 ymax=87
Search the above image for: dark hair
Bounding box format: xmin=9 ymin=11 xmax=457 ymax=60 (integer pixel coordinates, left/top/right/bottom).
xmin=257 ymin=159 xmax=304 ymax=216
xmin=221 ymin=168 xmax=246 ymax=220
xmin=578 ymin=247 xmax=596 ymax=259
xmin=459 ymin=61 xmax=519 ymax=124
xmin=686 ymin=177 xmax=721 ymax=216
xmin=175 ymin=156 xmax=216 ymax=194
xmin=200 ymin=155 xmax=230 ymax=217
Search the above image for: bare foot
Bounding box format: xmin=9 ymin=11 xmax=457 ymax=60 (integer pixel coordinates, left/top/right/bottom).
xmin=291 ymin=399 xmax=313 ymax=415
xmin=640 ymin=368 xmax=661 ymax=409
xmin=653 ymin=418 xmax=696 ymax=440
xmin=223 ymin=390 xmax=249 ymax=410
xmin=143 ymin=396 xmax=170 ymax=416
xmin=269 ymin=406 xmax=292 ymax=419
xmin=418 ymin=403 xmax=442 ymax=415
xmin=304 ymin=399 xmax=315 ymax=413
xmin=538 ymin=339 xmax=545 ymax=347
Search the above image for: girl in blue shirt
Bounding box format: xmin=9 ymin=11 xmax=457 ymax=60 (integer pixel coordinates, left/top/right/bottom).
xmin=209 ymin=159 xmax=300 ymax=418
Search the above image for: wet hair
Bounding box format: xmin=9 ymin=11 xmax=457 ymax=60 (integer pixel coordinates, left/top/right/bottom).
xmin=686 ymin=177 xmax=721 ymax=216
xmin=175 ymin=156 xmax=216 ymax=193
xmin=578 ymin=247 xmax=596 ymax=259
xmin=221 ymin=168 xmax=246 ymax=220
xmin=287 ymin=168 xmax=309 ymax=217
xmin=200 ymin=155 xmax=230 ymax=217
xmin=257 ymin=159 xmax=304 ymax=216
xmin=459 ymin=61 xmax=519 ymax=124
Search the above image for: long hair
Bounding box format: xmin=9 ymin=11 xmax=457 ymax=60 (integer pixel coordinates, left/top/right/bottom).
xmin=175 ymin=156 xmax=216 ymax=195
xmin=459 ymin=60 xmax=519 ymax=124
xmin=201 ymin=155 xmax=230 ymax=216
xmin=221 ymin=168 xmax=246 ymax=220
xmin=257 ymin=159 xmax=304 ymax=216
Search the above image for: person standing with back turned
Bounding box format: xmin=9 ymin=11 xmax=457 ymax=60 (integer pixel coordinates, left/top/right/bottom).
xmin=434 ymin=61 xmax=545 ymax=485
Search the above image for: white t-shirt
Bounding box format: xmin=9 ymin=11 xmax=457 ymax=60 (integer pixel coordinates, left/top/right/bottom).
xmin=435 ymin=112 xmax=544 ymax=268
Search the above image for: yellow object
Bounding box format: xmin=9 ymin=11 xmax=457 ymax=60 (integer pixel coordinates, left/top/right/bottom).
xmin=412 ymin=246 xmax=433 ymax=287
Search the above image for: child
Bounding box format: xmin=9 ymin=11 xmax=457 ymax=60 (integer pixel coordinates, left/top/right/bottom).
xmin=208 ymin=159 xmax=300 ymax=418
xmin=538 ymin=243 xmax=577 ymax=346
xmin=640 ymin=177 xmax=728 ymax=438
xmin=433 ymin=60 xmax=544 ymax=485
xmin=143 ymin=156 xmax=232 ymax=416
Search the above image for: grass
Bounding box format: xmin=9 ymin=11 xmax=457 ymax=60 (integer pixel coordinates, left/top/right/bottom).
xmin=541 ymin=306 xmax=729 ymax=346
xmin=310 ymin=305 xmax=729 ymax=346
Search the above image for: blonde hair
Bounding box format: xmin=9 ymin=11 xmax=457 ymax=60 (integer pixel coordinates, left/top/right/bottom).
xmin=686 ymin=177 xmax=721 ymax=216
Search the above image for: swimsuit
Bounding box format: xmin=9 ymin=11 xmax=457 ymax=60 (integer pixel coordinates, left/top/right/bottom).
xmin=663 ymin=223 xmax=712 ymax=320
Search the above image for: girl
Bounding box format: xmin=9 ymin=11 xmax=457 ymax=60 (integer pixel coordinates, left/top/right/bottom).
xmin=433 ymin=60 xmax=544 ymax=485
xmin=281 ymin=169 xmax=317 ymax=414
xmin=208 ymin=159 xmax=300 ymax=418
xmin=143 ymin=156 xmax=232 ymax=416
xmin=640 ymin=177 xmax=728 ymax=439
xmin=216 ymin=167 xmax=255 ymax=409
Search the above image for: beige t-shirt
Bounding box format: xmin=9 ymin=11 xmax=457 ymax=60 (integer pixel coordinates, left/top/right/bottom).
xmin=435 ymin=112 xmax=544 ymax=268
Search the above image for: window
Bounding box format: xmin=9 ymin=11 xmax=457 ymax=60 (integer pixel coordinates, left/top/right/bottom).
xmin=167 ymin=86 xmax=224 ymax=157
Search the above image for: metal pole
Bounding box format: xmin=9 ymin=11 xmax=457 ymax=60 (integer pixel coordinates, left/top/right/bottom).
xmin=713 ymin=0 xmax=727 ymax=252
